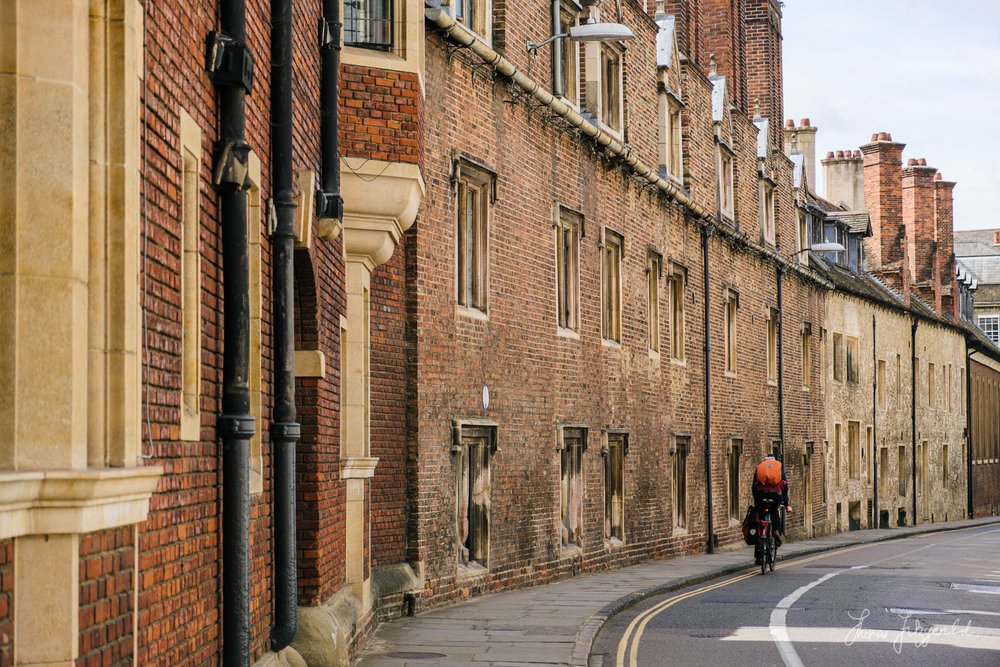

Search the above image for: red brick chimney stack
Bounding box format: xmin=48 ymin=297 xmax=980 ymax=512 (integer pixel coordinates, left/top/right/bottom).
xmin=702 ymin=0 xmax=747 ymax=110
xmin=861 ymin=133 xmax=909 ymax=303
xmin=662 ymin=0 xmax=704 ymax=65
xmin=902 ymin=157 xmax=939 ymax=309
xmin=934 ymin=174 xmax=958 ymax=318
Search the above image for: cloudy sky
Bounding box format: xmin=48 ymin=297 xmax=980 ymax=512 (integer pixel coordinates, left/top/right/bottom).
xmin=782 ymin=0 xmax=1000 ymax=230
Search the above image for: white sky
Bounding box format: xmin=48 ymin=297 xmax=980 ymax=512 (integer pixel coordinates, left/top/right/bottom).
xmin=781 ymin=0 xmax=1000 ymax=230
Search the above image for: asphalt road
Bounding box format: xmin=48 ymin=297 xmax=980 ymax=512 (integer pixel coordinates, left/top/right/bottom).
xmin=593 ymin=523 xmax=1000 ymax=667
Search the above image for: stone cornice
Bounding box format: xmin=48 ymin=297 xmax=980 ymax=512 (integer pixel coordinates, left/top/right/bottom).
xmin=0 ymin=467 xmax=162 ymax=539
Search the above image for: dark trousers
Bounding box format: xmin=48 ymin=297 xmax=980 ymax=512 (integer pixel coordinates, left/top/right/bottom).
xmin=753 ymin=489 xmax=785 ymax=535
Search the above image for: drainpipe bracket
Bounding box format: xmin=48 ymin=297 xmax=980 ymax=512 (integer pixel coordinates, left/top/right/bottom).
xmin=218 ymin=414 xmax=256 ymax=440
xmin=212 ymin=140 xmax=252 ymax=189
xmin=319 ymin=18 xmax=342 ymax=51
xmin=316 ymin=190 xmax=344 ymax=222
xmin=206 ymin=31 xmax=255 ymax=93
xmin=269 ymin=421 xmax=302 ymax=442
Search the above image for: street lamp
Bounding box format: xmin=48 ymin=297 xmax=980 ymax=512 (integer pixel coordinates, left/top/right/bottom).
xmin=792 ymin=242 xmax=845 ymax=256
xmin=526 ymin=13 xmax=635 ymax=98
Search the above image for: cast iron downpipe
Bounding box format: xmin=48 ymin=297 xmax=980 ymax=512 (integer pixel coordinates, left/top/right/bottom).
xmin=872 ymin=315 xmax=878 ymax=528
xmin=776 ymin=262 xmax=785 ymax=466
xmin=702 ymin=225 xmax=716 ymax=554
xmin=269 ymin=0 xmax=301 ymax=651
xmin=911 ymin=318 xmax=918 ymax=525
xmin=207 ymin=1 xmax=255 ymax=663
xmin=965 ymin=343 xmax=974 ymax=518
xmin=317 ymin=0 xmax=344 ymax=220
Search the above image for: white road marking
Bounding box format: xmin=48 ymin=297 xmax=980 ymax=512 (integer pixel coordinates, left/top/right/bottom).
xmin=768 ymin=567 xmax=863 ymax=667
xmin=951 ymin=583 xmax=1000 ymax=595
xmin=888 ymin=607 xmax=1000 ymax=618
xmin=722 ymin=625 xmax=1000 ymax=650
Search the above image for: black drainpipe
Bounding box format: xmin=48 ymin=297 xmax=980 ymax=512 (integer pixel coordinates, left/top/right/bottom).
xmin=776 ymin=261 xmax=785 ymax=466
xmin=965 ymin=342 xmax=973 ymax=518
xmin=269 ymin=0 xmax=301 ymax=651
xmin=911 ymin=318 xmax=918 ymax=525
xmin=206 ymin=1 xmax=255 ymax=663
xmin=317 ymin=0 xmax=344 ymax=220
xmin=702 ymin=224 xmax=715 ymax=554
xmin=871 ymin=314 xmax=878 ymax=528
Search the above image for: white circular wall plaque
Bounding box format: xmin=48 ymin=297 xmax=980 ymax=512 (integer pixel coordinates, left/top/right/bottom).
xmin=482 ymin=385 xmax=490 ymax=410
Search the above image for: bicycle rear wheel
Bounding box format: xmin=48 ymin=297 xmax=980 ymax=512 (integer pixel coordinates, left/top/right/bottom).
xmin=768 ymin=538 xmax=776 ymax=572
xmin=760 ymin=535 xmax=770 ymax=575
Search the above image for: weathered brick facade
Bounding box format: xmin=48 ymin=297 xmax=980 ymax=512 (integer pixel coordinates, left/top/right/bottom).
xmin=78 ymin=528 xmax=135 ymax=667
xmin=0 ymin=540 xmax=10 ymax=667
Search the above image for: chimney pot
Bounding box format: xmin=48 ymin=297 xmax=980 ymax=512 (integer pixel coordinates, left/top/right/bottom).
xmin=801 ymin=117 xmax=811 ymax=127
xmin=878 ymin=132 xmax=889 ymax=141
xmin=871 ymin=133 xmax=880 ymax=142
xmin=918 ymin=158 xmax=926 ymax=166
xmin=826 ymin=151 xmax=835 ymax=158
xmin=835 ymin=150 xmax=843 ymax=158
xmin=785 ymin=119 xmax=795 ymax=128
xmin=853 ymin=150 xmax=862 ymax=158
xmin=934 ymin=172 xmax=942 ymax=181
xmin=907 ymin=158 xmax=917 ymax=166
xmin=886 ymin=133 xmax=893 ymax=141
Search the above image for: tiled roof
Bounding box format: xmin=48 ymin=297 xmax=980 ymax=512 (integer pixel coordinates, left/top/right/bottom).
xmin=957 ymin=256 xmax=1000 ymax=285
xmin=954 ymin=230 xmax=1000 ymax=257
xmin=838 ymin=212 xmax=871 ymax=236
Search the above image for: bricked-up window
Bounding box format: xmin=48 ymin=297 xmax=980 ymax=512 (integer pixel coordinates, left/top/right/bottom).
xmin=728 ymin=439 xmax=742 ymax=521
xmin=673 ymin=435 xmax=689 ymax=529
xmin=919 ymin=441 xmax=929 ymax=507
xmin=760 ymin=180 xmax=776 ymax=245
xmin=456 ymin=162 xmax=492 ymax=313
xmin=896 ymin=354 xmax=902 ymax=405
xmin=659 ymin=94 xmax=683 ymax=181
xmin=877 ymin=359 xmax=886 ymax=410
xmin=848 ymin=421 xmax=860 ymax=479
xmin=846 ymin=336 xmax=859 ymax=384
xmin=601 ymin=228 xmax=623 ymax=342
xmin=718 ymin=146 xmax=735 ymax=220
xmin=723 ymin=288 xmax=739 ymax=373
xmin=454 ymin=0 xmax=490 ymax=40
xmin=555 ymin=207 xmax=581 ymax=331
xmin=978 ymin=315 xmax=999 ymax=345
xmin=819 ymin=441 xmax=827 ymax=503
xmin=832 ymin=332 xmax=844 ymax=383
xmin=834 ymin=423 xmax=842 ymax=486
xmin=344 ymin=0 xmax=393 ymax=50
xmin=947 ymin=364 xmax=953 ymax=411
xmin=600 ymin=45 xmax=623 ymax=133
xmin=669 ymin=264 xmax=686 ymax=361
xmin=179 ymin=110 xmax=202 ymax=442
xmin=559 ymin=426 xmax=586 ymax=548
xmin=960 ymin=367 xmax=965 ymax=413
xmin=927 ymin=362 xmax=936 ymax=408
xmin=647 ymin=251 xmax=662 ymax=352
xmin=898 ymin=445 xmax=907 ymax=496
xmin=555 ymin=3 xmax=579 ymax=105
xmin=801 ymin=323 xmax=812 ymax=388
xmin=603 ymin=432 xmax=626 ymax=542
xmin=943 ymin=444 xmax=949 ymax=488
xmin=766 ymin=308 xmax=778 ymax=383
xmin=455 ymin=425 xmax=495 ymax=568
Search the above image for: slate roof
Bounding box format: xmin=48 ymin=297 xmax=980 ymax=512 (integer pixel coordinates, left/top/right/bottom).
xmin=957 ymin=256 xmax=1000 ymax=285
xmin=838 ymin=212 xmax=871 ymax=236
xmin=955 ymin=229 xmax=1000 ymax=258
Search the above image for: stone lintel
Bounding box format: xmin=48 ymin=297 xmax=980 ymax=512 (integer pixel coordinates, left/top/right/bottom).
xmin=341 ymin=159 xmax=424 ymax=269
xmin=340 ymin=456 xmax=379 ymax=480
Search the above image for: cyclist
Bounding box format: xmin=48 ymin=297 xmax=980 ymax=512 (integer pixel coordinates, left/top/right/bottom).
xmin=751 ymin=455 xmax=791 ymax=561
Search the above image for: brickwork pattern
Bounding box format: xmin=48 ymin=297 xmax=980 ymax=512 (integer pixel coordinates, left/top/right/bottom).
xmin=78 ymin=528 xmax=135 ymax=667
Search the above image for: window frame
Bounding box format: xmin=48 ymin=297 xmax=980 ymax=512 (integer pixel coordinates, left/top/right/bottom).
xmin=603 ymin=431 xmax=627 ymax=543
xmin=601 ymin=227 xmax=624 ymax=343
xmin=832 ymin=332 xmax=844 ymax=383
xmin=453 ymin=0 xmax=491 ymax=41
xmin=659 ymin=91 xmax=684 ymax=182
xmin=718 ymin=143 xmax=736 ymax=221
xmin=557 ymin=425 xmax=587 ymax=550
xmin=455 ymin=160 xmax=494 ymax=315
xmin=669 ymin=263 xmax=687 ymax=361
xmin=179 ymin=110 xmax=203 ymax=443
xmin=846 ymin=336 xmax=859 ymax=384
xmin=766 ymin=307 xmax=778 ymax=384
xmin=728 ymin=439 xmax=742 ymax=522
xmin=672 ymin=435 xmax=689 ymax=530
xmin=599 ymin=42 xmax=624 ymax=135
xmin=848 ymin=420 xmax=860 ymax=480
xmin=553 ymin=1 xmax=580 ymax=106
xmin=344 ymin=0 xmax=395 ymax=51
xmin=453 ymin=423 xmax=497 ymax=571
xmin=555 ymin=206 xmax=582 ymax=333
xmin=723 ymin=288 xmax=739 ymax=374
xmin=979 ymin=315 xmax=999 ymax=345
xmin=760 ymin=179 xmax=776 ymax=245
xmin=801 ymin=322 xmax=812 ymax=388
xmin=647 ymin=250 xmax=662 ymax=353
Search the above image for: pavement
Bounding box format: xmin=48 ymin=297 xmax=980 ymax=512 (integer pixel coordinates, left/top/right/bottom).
xmin=354 ymin=516 xmax=1000 ymax=667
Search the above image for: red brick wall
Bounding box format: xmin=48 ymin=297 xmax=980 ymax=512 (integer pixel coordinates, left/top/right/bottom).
xmin=862 ymin=138 xmax=905 ymax=272
xmin=341 ymin=65 xmax=420 ymax=164
xmin=745 ymin=0 xmax=783 ymax=149
xmin=78 ymin=528 xmax=135 ymax=667
xmin=702 ymin=0 xmax=747 ymax=110
xmin=0 ymin=540 xmax=11 ymax=667
xmin=902 ymin=162 xmax=938 ymax=306
xmin=408 ymin=0 xmax=825 ymax=610
xmin=370 ymin=244 xmax=411 ymax=568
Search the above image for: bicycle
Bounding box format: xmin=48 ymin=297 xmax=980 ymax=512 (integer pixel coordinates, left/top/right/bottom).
xmin=755 ymin=498 xmax=780 ymax=574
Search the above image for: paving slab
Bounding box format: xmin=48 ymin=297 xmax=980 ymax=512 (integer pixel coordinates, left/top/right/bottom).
xmin=354 ymin=516 xmax=1000 ymax=667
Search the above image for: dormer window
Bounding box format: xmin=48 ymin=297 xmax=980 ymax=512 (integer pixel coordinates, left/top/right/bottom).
xmin=659 ymin=93 xmax=683 ymax=181
xmin=847 ymin=234 xmax=860 ymax=271
xmin=553 ymin=2 xmax=580 ymax=105
xmin=760 ymin=180 xmax=775 ymax=245
xmin=454 ymin=0 xmax=491 ymax=40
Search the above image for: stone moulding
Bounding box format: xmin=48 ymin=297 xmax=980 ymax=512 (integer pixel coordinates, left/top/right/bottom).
xmin=0 ymin=467 xmax=162 ymax=540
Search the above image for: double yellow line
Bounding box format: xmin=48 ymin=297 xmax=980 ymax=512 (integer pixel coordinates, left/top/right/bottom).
xmin=614 ymin=544 xmax=874 ymax=667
